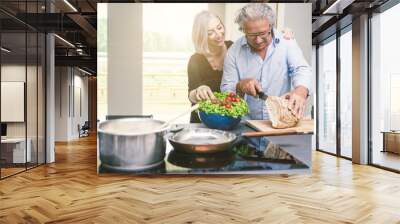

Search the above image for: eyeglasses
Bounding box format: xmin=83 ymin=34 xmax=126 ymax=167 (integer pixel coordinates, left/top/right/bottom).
xmin=245 ymin=30 xmax=272 ymax=40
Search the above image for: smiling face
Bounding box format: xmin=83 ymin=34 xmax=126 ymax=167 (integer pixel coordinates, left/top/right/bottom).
xmin=243 ymin=18 xmax=272 ymax=52
xmin=207 ymin=17 xmax=225 ymax=48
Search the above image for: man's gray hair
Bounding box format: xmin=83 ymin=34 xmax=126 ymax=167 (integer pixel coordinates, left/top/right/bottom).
xmin=235 ymin=3 xmax=276 ymax=32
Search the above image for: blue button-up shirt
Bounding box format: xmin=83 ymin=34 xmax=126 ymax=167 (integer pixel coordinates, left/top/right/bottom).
xmin=220 ymin=30 xmax=312 ymax=120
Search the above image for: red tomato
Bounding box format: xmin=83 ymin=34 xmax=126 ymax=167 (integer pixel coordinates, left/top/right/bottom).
xmin=226 ymin=97 xmax=232 ymax=102
xmin=225 ymin=104 xmax=232 ymax=109
xmin=228 ymin=92 xmax=236 ymax=97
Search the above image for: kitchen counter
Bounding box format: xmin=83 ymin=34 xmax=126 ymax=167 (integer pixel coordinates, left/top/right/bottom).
xmin=98 ymin=123 xmax=312 ymax=174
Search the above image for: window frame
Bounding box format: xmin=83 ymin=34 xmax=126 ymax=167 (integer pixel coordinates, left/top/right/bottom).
xmin=315 ymin=24 xmax=353 ymax=161
xmin=368 ymin=1 xmax=400 ymax=173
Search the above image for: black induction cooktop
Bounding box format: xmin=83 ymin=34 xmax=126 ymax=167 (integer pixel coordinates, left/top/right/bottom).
xmin=99 ymin=132 xmax=310 ymax=174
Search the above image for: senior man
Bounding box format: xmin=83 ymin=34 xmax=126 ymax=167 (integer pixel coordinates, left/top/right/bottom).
xmin=221 ymin=3 xmax=312 ymax=120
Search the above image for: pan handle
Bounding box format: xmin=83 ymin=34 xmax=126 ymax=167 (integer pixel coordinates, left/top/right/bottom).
xmin=163 ymin=124 xmax=185 ymax=141
xmin=161 ymin=104 xmax=199 ymax=130
xmin=242 ymin=130 xmax=298 ymax=137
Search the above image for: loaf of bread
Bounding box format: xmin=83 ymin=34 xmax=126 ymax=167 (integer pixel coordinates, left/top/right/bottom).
xmin=264 ymin=143 xmax=293 ymax=160
xmin=266 ymin=96 xmax=299 ymax=129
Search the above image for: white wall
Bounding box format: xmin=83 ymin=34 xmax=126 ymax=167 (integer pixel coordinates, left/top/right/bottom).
xmin=55 ymin=67 xmax=89 ymax=141
xmin=1 ymin=65 xmax=31 ymax=138
xmin=277 ymin=4 xmax=312 ymax=64
xmin=55 ymin=67 xmax=69 ymax=141
xmin=1 ymin=65 xmax=26 ymax=81
xmin=1 ymin=64 xmax=46 ymax=163
xmin=1 ymin=82 xmax=24 ymax=122
xmin=107 ymin=4 xmax=143 ymax=116
xmin=72 ymin=74 xmax=89 ymax=138
xmin=223 ymin=4 xmax=241 ymax=42
xmin=208 ymin=3 xmax=225 ymax=23
xmin=76 ymin=74 xmax=89 ymax=125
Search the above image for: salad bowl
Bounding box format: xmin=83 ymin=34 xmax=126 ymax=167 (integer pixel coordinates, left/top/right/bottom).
xmin=198 ymin=111 xmax=241 ymax=130
xmin=198 ymin=92 xmax=248 ymax=130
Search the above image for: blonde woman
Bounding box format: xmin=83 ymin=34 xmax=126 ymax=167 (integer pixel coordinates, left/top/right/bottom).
xmin=188 ymin=10 xmax=293 ymax=123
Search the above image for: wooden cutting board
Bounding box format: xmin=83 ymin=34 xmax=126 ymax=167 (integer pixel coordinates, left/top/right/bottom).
xmin=243 ymin=119 xmax=314 ymax=137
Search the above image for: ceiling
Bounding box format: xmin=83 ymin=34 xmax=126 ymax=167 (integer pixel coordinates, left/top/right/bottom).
xmin=311 ymin=0 xmax=391 ymax=44
xmin=0 ymin=0 xmax=395 ymax=75
xmin=0 ymin=0 xmax=98 ymax=74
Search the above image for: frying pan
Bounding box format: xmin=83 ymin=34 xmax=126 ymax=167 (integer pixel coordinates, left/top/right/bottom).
xmin=168 ymin=128 xmax=238 ymax=154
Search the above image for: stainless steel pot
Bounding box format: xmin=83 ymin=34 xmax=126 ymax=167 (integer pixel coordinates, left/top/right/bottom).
xmin=98 ymin=118 xmax=170 ymax=171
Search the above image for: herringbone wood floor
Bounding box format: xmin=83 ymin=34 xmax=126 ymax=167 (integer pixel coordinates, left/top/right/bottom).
xmin=1 ymin=135 xmax=400 ymax=224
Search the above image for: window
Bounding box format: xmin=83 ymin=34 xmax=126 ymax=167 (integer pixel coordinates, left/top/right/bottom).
xmin=317 ymin=37 xmax=337 ymax=155
xmin=339 ymin=29 xmax=352 ymax=158
xmin=0 ymin=1 xmax=46 ymax=179
xmin=371 ymin=3 xmax=400 ymax=171
xmin=142 ymin=3 xmax=208 ymax=123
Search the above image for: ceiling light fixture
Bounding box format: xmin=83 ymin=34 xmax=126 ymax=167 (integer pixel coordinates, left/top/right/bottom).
xmin=322 ymin=0 xmax=354 ymax=14
xmin=54 ymin=34 xmax=75 ymax=48
xmin=323 ymin=0 xmax=342 ymax=14
xmin=76 ymin=48 xmax=84 ymax=55
xmin=78 ymin=67 xmax=92 ymax=76
xmin=63 ymin=0 xmax=78 ymax=12
xmin=1 ymin=47 xmax=11 ymax=53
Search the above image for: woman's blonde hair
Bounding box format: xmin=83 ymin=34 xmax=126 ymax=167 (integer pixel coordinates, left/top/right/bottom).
xmin=192 ymin=11 xmax=223 ymax=55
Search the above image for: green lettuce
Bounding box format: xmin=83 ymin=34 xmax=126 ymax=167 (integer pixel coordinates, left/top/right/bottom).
xmin=198 ymin=92 xmax=249 ymax=118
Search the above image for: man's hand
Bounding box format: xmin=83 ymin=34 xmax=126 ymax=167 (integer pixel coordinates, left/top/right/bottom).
xmin=281 ymin=86 xmax=308 ymax=118
xmin=236 ymin=78 xmax=262 ymax=97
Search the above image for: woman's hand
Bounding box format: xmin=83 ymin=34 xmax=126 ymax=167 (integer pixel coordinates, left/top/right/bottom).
xmin=281 ymin=28 xmax=294 ymax=40
xmin=189 ymin=85 xmax=216 ymax=103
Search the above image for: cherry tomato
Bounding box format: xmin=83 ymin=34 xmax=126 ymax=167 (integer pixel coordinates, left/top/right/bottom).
xmin=228 ymin=92 xmax=236 ymax=97
xmin=225 ymin=104 xmax=232 ymax=109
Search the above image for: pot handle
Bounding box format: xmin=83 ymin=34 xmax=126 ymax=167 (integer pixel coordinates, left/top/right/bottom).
xmin=163 ymin=124 xmax=184 ymax=141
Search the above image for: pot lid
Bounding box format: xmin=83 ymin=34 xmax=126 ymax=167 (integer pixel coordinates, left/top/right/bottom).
xmin=98 ymin=118 xmax=169 ymax=136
